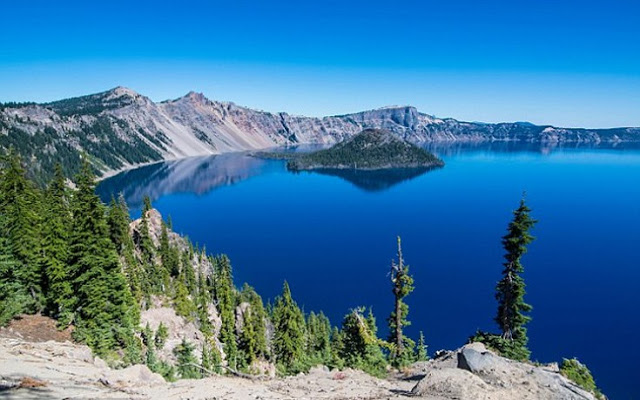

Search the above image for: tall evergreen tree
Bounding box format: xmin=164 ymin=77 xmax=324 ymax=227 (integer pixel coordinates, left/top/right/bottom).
xmin=143 ymin=323 xmax=158 ymax=371
xmin=0 ymin=150 xmax=43 ymax=311
xmin=213 ymin=255 xmax=238 ymax=369
xmin=306 ymin=311 xmax=332 ymax=365
xmin=238 ymin=283 xmax=268 ymax=367
xmin=329 ymin=326 xmax=345 ymax=369
xmin=0 ymin=214 xmax=30 ymax=325
xmin=387 ymin=236 xmax=415 ymax=368
xmin=494 ymin=197 xmax=537 ymax=359
xmin=272 ymin=281 xmax=307 ymax=373
xmin=41 ymin=164 xmax=74 ymax=325
xmin=68 ymin=160 xmax=136 ymax=355
xmin=107 ymin=194 xmax=143 ymax=307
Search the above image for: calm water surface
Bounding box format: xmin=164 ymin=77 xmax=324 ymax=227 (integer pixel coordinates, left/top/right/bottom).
xmin=98 ymin=144 xmax=640 ymax=399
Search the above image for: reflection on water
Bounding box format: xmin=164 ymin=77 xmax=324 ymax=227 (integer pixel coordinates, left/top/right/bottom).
xmin=304 ymin=167 xmax=441 ymax=191
xmin=423 ymin=140 xmax=640 ymax=157
xmin=98 ymin=141 xmax=640 ymax=208
xmin=97 ymin=154 xmax=271 ymax=209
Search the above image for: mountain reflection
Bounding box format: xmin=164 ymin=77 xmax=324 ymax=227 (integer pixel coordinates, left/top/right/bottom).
xmin=307 ymin=167 xmax=440 ymax=191
xmin=423 ymin=140 xmax=640 ymax=157
xmin=97 ymin=154 xmax=271 ymax=209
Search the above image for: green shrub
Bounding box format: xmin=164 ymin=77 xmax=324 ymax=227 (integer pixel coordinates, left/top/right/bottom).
xmin=560 ymin=358 xmax=604 ymax=399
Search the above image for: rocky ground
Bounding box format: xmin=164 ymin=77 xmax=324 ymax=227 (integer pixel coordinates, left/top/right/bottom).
xmin=0 ymin=323 xmax=600 ymax=400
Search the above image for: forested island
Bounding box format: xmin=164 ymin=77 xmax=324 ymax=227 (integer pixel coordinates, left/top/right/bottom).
xmin=286 ymin=129 xmax=445 ymax=171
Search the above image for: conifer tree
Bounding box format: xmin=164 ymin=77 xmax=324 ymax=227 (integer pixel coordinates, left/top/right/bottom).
xmin=201 ymin=341 xmax=213 ymax=377
xmin=0 ymin=150 xmax=43 ymax=311
xmin=155 ymin=322 xmax=169 ymax=349
xmin=238 ymin=283 xmax=268 ymax=367
xmin=159 ymin=222 xmax=180 ymax=277
xmin=272 ymin=281 xmax=307 ymax=373
xmin=387 ymin=236 xmax=415 ymax=368
xmin=143 ymin=323 xmax=158 ymax=371
xmin=340 ymin=307 xmax=387 ymax=377
xmin=0 ymin=214 xmax=30 ymax=326
xmin=174 ymin=338 xmax=201 ymax=379
xmin=213 ymin=255 xmax=238 ymax=369
xmin=41 ymin=164 xmax=74 ymax=325
xmin=173 ymin=278 xmax=197 ymax=320
xmin=195 ymin=271 xmax=213 ymax=335
xmin=68 ymin=160 xmax=136 ymax=355
xmin=415 ymin=331 xmax=428 ymax=361
xmin=107 ymin=195 xmax=143 ymax=307
xmin=306 ymin=311 xmax=332 ymax=365
xmin=493 ymin=197 xmax=536 ymax=360
xmin=329 ymin=326 xmax=345 ymax=369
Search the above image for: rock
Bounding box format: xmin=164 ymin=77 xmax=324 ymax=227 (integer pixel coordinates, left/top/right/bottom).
xmin=457 ymin=344 xmax=503 ymax=374
xmin=411 ymin=368 xmax=490 ymax=399
xmin=433 ymin=349 xmax=453 ymax=359
xmin=94 ymin=356 xmax=108 ymax=369
xmin=101 ymin=364 xmax=165 ymax=387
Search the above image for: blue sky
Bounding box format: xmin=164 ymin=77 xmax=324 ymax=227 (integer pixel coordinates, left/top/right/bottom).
xmin=1 ymin=0 xmax=639 ymax=127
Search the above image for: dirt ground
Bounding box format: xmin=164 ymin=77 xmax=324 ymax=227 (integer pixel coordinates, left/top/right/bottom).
xmin=0 ymin=315 xmax=73 ymax=343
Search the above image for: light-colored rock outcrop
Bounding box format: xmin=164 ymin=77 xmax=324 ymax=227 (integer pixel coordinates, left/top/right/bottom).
xmin=0 ymin=338 xmax=603 ymax=400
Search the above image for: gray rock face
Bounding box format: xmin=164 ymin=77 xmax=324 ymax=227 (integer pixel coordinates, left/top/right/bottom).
xmin=457 ymin=343 xmax=504 ymax=374
xmin=410 ymin=343 xmax=601 ymax=400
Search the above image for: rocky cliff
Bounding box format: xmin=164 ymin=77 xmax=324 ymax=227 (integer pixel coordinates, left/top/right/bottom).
xmin=2 ymin=87 xmax=639 ymax=182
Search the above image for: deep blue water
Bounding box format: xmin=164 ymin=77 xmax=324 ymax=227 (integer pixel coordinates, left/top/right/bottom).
xmin=98 ymin=144 xmax=640 ymax=399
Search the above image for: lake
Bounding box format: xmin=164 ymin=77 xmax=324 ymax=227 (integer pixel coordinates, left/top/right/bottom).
xmin=98 ymin=143 xmax=640 ymax=399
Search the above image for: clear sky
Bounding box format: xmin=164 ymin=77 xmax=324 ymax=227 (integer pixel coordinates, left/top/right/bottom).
xmin=1 ymin=0 xmax=639 ymax=128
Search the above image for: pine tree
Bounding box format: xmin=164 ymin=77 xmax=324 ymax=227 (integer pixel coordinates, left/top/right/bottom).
xmin=143 ymin=323 xmax=158 ymax=371
xmin=201 ymin=341 xmax=213 ymax=377
xmin=196 ymin=271 xmax=213 ymax=336
xmin=329 ymin=326 xmax=345 ymax=369
xmin=0 ymin=149 xmax=43 ymax=311
xmin=173 ymin=278 xmax=197 ymax=320
xmin=159 ymin=222 xmax=180 ymax=277
xmin=41 ymin=164 xmax=74 ymax=325
xmin=306 ymin=311 xmax=331 ymax=365
xmin=415 ymin=331 xmax=428 ymax=361
xmin=272 ymin=281 xmax=307 ymax=374
xmin=174 ymin=338 xmax=201 ymax=379
xmin=493 ymin=197 xmax=537 ymax=360
xmin=238 ymin=283 xmax=268 ymax=367
xmin=68 ymin=160 xmax=136 ymax=355
xmin=340 ymin=307 xmax=387 ymax=377
xmin=155 ymin=322 xmax=169 ymax=349
xmin=0 ymin=214 xmax=30 ymax=326
xmin=214 ymin=255 xmax=238 ymax=369
xmin=138 ymin=195 xmax=168 ymax=293
xmin=107 ymin=194 xmax=143 ymax=307
xmin=387 ymin=236 xmax=415 ymax=368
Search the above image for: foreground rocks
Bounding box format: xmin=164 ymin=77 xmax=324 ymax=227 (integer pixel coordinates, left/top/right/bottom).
xmin=0 ymin=338 xmax=601 ymax=399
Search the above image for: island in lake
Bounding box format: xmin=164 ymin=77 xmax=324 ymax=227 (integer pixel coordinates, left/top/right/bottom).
xmin=285 ymin=128 xmax=445 ymax=171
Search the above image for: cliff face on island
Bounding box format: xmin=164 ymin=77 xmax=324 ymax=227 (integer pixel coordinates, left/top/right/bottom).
xmin=2 ymin=86 xmax=639 ymax=182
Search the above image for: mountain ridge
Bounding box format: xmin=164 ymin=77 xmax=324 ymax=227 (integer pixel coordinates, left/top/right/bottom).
xmin=1 ymin=86 xmax=639 ymax=182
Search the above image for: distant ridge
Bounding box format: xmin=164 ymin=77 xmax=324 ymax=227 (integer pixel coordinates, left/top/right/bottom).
xmin=1 ymin=86 xmax=639 ymax=182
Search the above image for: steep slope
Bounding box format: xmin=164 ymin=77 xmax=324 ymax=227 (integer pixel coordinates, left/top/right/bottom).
xmin=1 ymin=86 xmax=639 ymax=182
